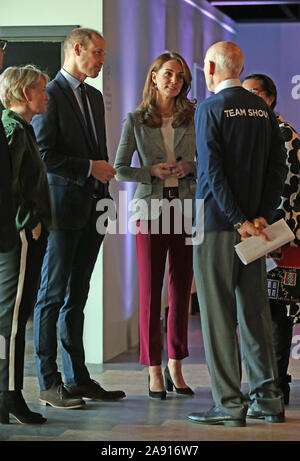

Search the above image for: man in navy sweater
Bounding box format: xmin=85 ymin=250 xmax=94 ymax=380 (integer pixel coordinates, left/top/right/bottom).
xmin=187 ymin=42 xmax=287 ymax=427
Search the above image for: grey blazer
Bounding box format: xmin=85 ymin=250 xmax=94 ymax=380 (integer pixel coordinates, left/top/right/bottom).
xmin=114 ymin=111 xmax=197 ymax=221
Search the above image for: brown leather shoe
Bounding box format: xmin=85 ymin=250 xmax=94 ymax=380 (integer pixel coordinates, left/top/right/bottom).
xmin=40 ymin=383 xmax=86 ymax=409
xmin=66 ymin=379 xmax=126 ymax=401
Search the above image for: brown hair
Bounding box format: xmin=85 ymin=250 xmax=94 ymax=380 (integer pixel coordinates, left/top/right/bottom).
xmin=137 ymin=52 xmax=196 ymax=128
xmin=63 ymin=27 xmax=104 ymax=55
xmin=242 ymin=73 xmax=277 ymax=110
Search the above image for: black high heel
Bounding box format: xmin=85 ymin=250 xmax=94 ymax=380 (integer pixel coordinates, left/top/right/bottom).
xmin=164 ymin=366 xmax=194 ymax=396
xmin=0 ymin=390 xmax=47 ymax=424
xmin=148 ymin=376 xmax=166 ymax=400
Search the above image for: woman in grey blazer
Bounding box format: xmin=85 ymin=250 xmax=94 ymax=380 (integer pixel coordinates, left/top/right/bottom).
xmin=114 ymin=52 xmax=197 ymax=399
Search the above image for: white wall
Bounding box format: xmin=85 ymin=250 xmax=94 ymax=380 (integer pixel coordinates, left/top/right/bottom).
xmin=0 ymin=0 xmax=103 ymax=91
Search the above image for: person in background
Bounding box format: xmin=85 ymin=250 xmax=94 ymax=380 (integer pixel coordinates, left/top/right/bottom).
xmin=243 ymin=73 xmax=300 ymax=405
xmin=114 ymin=52 xmax=196 ymax=399
xmin=0 ymin=65 xmax=54 ymax=424
xmin=187 ymin=42 xmax=286 ymax=427
xmin=32 ymin=27 xmax=125 ymax=409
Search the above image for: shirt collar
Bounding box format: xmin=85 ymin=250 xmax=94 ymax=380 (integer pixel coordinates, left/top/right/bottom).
xmin=214 ymin=78 xmax=242 ymax=94
xmin=61 ymin=68 xmax=82 ymax=90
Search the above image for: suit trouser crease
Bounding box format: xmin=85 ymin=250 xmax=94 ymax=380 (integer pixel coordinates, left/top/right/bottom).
xmin=193 ymin=231 xmax=283 ymax=417
xmin=136 ymin=212 xmax=193 ymax=366
xmin=34 ymin=201 xmax=105 ymax=389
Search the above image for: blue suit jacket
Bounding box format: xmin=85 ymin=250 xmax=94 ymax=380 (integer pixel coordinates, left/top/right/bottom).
xmin=195 ymin=86 xmax=287 ymax=231
xmin=0 ymin=119 xmax=17 ymax=252
xmin=32 ymin=71 xmax=110 ymax=230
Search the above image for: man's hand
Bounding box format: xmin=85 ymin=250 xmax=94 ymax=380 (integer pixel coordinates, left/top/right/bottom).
xmin=150 ymin=163 xmax=173 ymax=180
xmin=32 ymin=222 xmax=42 ymax=241
xmin=91 ymin=160 xmax=116 ymax=183
xmin=253 ymin=217 xmax=269 ymax=233
xmin=237 ymin=218 xmax=270 ymax=242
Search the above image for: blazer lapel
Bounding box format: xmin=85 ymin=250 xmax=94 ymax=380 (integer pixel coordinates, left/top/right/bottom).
xmin=54 ymin=72 xmax=95 ymax=152
xmin=86 ymin=85 xmax=103 ymax=157
xmin=143 ymin=125 xmax=166 ymax=160
xmin=174 ymin=126 xmax=187 ymax=151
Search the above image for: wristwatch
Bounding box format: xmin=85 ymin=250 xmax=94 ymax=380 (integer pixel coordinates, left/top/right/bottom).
xmin=233 ymin=220 xmax=246 ymax=230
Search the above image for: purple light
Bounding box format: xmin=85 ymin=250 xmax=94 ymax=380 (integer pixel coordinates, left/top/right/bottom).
xmin=212 ymin=1 xmax=300 ymax=4
xmin=183 ymin=0 xmax=236 ymax=34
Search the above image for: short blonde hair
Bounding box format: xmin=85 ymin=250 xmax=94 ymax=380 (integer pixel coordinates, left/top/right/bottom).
xmin=0 ymin=64 xmax=49 ymax=109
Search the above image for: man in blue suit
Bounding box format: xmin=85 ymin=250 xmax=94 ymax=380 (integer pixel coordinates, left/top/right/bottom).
xmin=187 ymin=42 xmax=287 ymax=427
xmin=32 ymin=28 xmax=125 ymax=409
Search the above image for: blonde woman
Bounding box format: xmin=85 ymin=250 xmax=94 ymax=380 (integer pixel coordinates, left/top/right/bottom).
xmin=0 ymin=65 xmax=54 ymax=424
xmin=115 ymin=52 xmax=196 ymax=399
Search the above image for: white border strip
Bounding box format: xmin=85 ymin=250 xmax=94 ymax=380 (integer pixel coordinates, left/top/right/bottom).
xmin=183 ymin=0 xmax=237 ymax=34
xmin=9 ymin=230 xmax=28 ymax=390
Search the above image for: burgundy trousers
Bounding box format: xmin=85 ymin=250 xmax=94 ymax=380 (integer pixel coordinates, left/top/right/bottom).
xmin=136 ymin=212 xmax=193 ymax=366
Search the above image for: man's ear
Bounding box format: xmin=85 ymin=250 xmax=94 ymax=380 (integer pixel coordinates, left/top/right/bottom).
xmin=209 ymin=61 xmax=215 ymax=76
xmin=74 ymin=43 xmax=81 ymax=56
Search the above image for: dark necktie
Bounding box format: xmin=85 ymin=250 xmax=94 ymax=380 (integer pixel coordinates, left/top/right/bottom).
xmin=79 ymin=83 xmax=97 ymax=153
xmin=79 ymin=83 xmax=103 ymax=196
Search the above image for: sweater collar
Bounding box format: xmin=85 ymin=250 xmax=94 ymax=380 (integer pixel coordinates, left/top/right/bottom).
xmin=214 ymin=78 xmax=242 ymax=94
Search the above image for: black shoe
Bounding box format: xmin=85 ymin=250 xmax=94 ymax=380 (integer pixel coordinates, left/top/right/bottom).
xmin=187 ymin=406 xmax=246 ymax=427
xmin=148 ymin=376 xmax=166 ymax=400
xmin=66 ymin=379 xmax=126 ymax=401
xmin=40 ymin=383 xmax=86 ymax=409
xmin=164 ymin=367 xmax=194 ymax=396
xmin=247 ymin=407 xmax=285 ymax=423
xmin=0 ymin=390 xmax=46 ymax=425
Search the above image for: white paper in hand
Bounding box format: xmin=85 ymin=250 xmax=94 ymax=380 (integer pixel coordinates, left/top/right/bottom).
xmin=234 ymin=219 xmax=295 ymax=265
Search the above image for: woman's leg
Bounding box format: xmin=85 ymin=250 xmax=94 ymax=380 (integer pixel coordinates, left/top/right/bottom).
xmin=136 ymin=220 xmax=169 ymax=366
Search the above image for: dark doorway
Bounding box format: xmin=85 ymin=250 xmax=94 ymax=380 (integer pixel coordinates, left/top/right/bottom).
xmin=2 ymin=41 xmax=61 ymax=80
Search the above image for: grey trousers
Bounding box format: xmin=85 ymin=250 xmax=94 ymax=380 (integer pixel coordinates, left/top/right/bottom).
xmin=193 ymin=230 xmax=284 ymax=418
